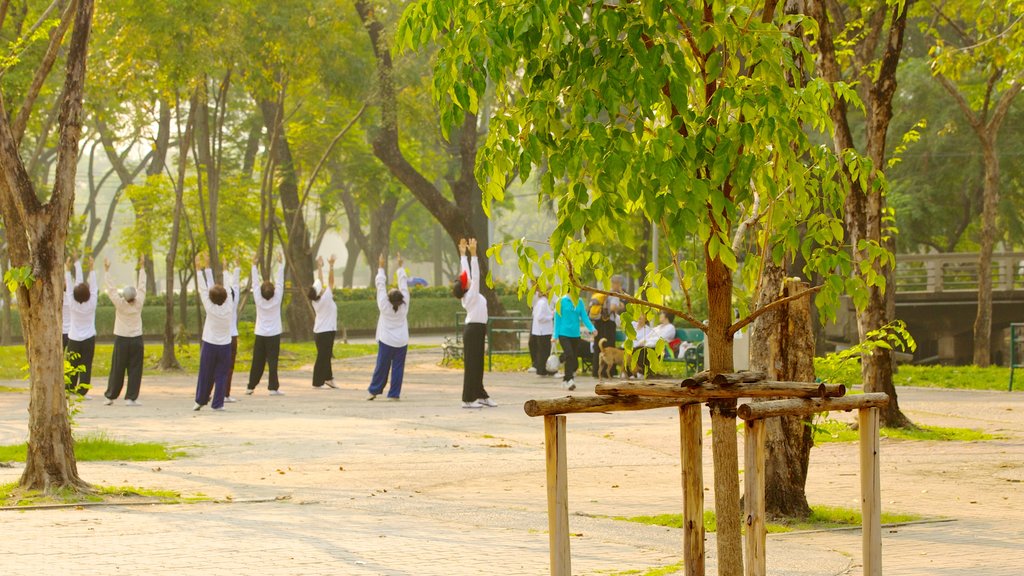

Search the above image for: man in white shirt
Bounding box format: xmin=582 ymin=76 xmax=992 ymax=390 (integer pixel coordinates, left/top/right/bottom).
xmin=310 ymin=255 xmax=339 ymax=389
xmin=102 ymin=257 xmax=147 ymax=406
xmin=631 ymin=311 xmax=677 ymax=378
xmin=528 ymin=289 xmax=555 ymax=376
xmin=66 ymin=257 xmax=98 ymax=396
xmin=194 ymin=253 xmax=235 ymax=411
xmin=247 ymin=254 xmax=285 ymax=396
xmin=368 ymin=253 xmax=410 ymax=400
xmin=204 ymin=265 xmax=240 ymax=402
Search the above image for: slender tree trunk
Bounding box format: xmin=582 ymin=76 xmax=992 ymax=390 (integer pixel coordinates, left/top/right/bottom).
xmin=259 ymin=98 xmax=315 ymax=341
xmin=143 ymin=99 xmax=172 ymax=295
xmin=973 ymin=140 xmax=999 ymax=366
xmin=367 ymin=194 xmax=398 ymax=279
xmin=750 ymin=267 xmax=815 ymax=518
xmin=342 ymin=234 xmax=359 ymax=288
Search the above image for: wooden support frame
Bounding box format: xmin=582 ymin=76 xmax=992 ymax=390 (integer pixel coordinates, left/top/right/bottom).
xmin=595 ymin=380 xmax=846 ymax=400
xmin=544 ymin=415 xmax=570 ymax=576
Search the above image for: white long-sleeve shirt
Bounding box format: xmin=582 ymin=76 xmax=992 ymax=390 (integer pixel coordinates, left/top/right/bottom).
xmin=205 ymin=268 xmax=240 ymax=337
xmin=375 ymin=267 xmax=409 ymax=347
xmin=107 ymin=269 xmax=147 ymax=338
xmin=531 ymin=294 xmax=554 ymax=336
xmin=67 ymin=262 xmax=97 ymax=342
xmin=312 ymin=279 xmax=338 ymax=334
xmin=646 ymin=322 xmax=677 ymax=348
xmin=62 ymin=270 xmax=72 ymax=335
xmin=460 ymin=256 xmax=488 ymax=324
xmin=632 ymin=321 xmax=653 ymax=349
xmin=197 ymin=271 xmax=235 ymax=345
xmin=252 ymin=264 xmax=284 ymax=337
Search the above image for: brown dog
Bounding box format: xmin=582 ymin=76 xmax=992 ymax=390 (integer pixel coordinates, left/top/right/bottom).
xmin=598 ymin=338 xmax=628 ymax=381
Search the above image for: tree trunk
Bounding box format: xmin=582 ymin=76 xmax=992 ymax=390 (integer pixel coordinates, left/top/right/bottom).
xmin=0 ymin=0 xmax=95 ymax=492
xmin=809 ymin=0 xmax=912 ymax=428
xmin=973 ymin=139 xmax=999 ymax=366
xmin=367 ymin=194 xmax=398 ymax=279
xmin=194 ymin=86 xmax=221 ymax=280
xmin=750 ymin=267 xmax=815 ymax=518
xmin=259 ymin=98 xmax=315 ymax=341
xmin=143 ymin=99 xmax=172 ymax=295
xmin=343 ymin=233 xmax=360 ymax=288
xmin=705 ymin=250 xmax=742 ymax=576
xmin=356 ymin=0 xmax=507 ymax=316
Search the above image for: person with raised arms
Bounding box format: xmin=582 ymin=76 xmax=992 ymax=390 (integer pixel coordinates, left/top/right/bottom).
xmin=367 ymin=252 xmax=410 ymax=401
xmin=102 ymin=256 xmax=147 ymax=406
xmin=204 ymin=264 xmax=241 ymax=403
xmin=66 ymin=256 xmax=98 ymax=397
xmin=309 ymin=255 xmax=339 ymax=390
xmin=452 ymin=238 xmax=496 ymax=409
xmin=247 ymin=253 xmax=285 ymax=396
xmin=194 ymin=253 xmax=235 ymax=411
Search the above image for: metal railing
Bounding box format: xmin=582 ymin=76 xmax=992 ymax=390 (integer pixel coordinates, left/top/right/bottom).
xmin=895 ymin=252 xmax=1024 ymax=293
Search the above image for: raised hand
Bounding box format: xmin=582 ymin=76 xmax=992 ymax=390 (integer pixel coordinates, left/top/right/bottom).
xmin=328 ymin=254 xmax=336 ymax=265
xmin=378 ymin=253 xmax=386 ymax=269
xmin=103 ymin=258 xmax=111 ymax=272
xmin=85 ymin=255 xmax=94 ymax=270
xmin=396 ymin=252 xmax=403 ymax=267
xmin=468 ymin=238 xmax=478 ymax=257
xmin=275 ymin=253 xmax=283 ymax=264
xmin=458 ymin=238 xmax=468 ymax=255
xmin=316 ymin=256 xmax=324 ymax=268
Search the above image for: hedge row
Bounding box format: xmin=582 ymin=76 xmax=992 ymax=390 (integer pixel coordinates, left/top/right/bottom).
xmin=2 ymin=295 xmax=527 ymax=339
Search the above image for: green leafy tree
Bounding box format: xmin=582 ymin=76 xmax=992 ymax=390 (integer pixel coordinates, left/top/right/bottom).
xmin=401 ymin=1 xmax=883 ymax=572
xmin=923 ymin=0 xmax=1024 ymax=366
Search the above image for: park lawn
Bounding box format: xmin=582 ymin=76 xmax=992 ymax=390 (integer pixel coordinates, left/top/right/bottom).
xmin=0 ymin=482 xmax=209 ymax=507
xmin=0 ymin=432 xmax=185 ymax=462
xmin=615 ymin=505 xmax=921 ymax=535
xmin=812 ymin=420 xmax=997 ymax=443
xmin=0 ymin=342 xmax=420 ymax=383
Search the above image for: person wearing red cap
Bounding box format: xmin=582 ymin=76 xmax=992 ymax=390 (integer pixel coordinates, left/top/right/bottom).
xmin=452 ymin=238 xmax=496 ymax=409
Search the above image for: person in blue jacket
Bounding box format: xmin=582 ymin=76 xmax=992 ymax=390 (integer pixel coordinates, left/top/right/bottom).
xmin=553 ymin=292 xmax=595 ymax=391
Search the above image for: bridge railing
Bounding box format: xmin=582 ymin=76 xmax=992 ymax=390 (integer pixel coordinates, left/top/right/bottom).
xmin=895 ymin=253 xmax=1024 ymax=293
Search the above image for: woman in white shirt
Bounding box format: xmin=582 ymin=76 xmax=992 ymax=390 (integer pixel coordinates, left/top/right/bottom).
xmin=194 ymin=253 xmax=236 ymax=411
xmin=309 ymin=255 xmax=339 ymax=390
xmin=66 ymin=256 xmax=98 ymax=396
xmin=247 ymin=254 xmax=286 ymax=396
xmin=528 ymin=289 xmax=555 ymax=376
xmin=453 ymin=238 xmax=496 ymax=408
xmin=367 ymin=253 xmax=410 ymax=400
xmin=631 ymin=311 xmax=677 ymax=378
xmin=102 ymin=257 xmax=147 ymax=406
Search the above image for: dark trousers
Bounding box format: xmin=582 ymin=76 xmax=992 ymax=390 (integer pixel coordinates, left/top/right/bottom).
xmin=368 ymin=341 xmax=408 ymax=398
xmin=248 ymin=334 xmax=281 ymax=391
xmin=195 ymin=341 xmax=231 ymax=409
xmin=592 ymin=319 xmax=617 ymax=377
xmin=62 ymin=333 xmax=69 ymax=350
xmin=559 ymin=336 xmax=584 ymax=382
xmin=105 ymin=335 xmax=144 ymax=401
xmin=633 ymin=347 xmax=652 ymax=377
xmin=225 ymin=336 xmax=237 ymax=397
xmin=529 ymin=334 xmax=553 ymax=375
xmin=462 ymin=322 xmax=488 ymax=402
xmin=313 ymin=331 xmax=336 ymax=387
xmin=67 ymin=336 xmax=96 ymax=395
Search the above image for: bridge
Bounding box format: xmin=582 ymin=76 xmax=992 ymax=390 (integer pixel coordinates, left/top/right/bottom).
xmin=827 ymin=252 xmax=1024 ymax=365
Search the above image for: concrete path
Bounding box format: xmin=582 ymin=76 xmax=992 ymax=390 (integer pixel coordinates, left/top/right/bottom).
xmin=0 ymin=349 xmax=1021 ymax=575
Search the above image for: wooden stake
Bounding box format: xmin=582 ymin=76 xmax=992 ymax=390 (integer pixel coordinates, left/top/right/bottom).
xmin=743 ymin=420 xmax=766 ymax=576
xmin=680 ymin=404 xmax=705 ymax=576
xmin=524 ymin=395 xmax=700 ymax=417
xmin=544 ymin=415 xmax=571 ymax=576
xmin=736 ymin=393 xmax=889 ymax=421
xmin=859 ymin=407 xmax=882 ymax=576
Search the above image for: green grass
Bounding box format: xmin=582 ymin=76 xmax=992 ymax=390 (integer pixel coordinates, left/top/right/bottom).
xmin=0 ymin=432 xmax=184 ymax=462
xmin=812 ymin=420 xmax=998 ymax=443
xmin=614 ymin=505 xmax=921 ymax=535
xmin=818 ymin=361 xmax=1019 ymax=392
xmin=603 ymin=563 xmax=685 ymax=576
xmin=0 ymin=481 xmax=209 ymax=507
xmin=0 ymin=342 xmax=427 ymax=381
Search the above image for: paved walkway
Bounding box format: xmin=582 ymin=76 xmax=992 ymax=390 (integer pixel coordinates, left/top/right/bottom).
xmin=0 ymin=349 xmax=1021 ymax=575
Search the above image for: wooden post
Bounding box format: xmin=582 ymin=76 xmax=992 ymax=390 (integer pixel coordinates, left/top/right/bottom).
xmin=858 ymin=407 xmax=882 ymax=576
xmin=743 ymin=420 xmax=766 ymax=576
xmin=680 ymin=404 xmax=705 ymax=576
xmin=544 ymin=415 xmax=571 ymax=576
